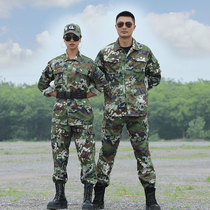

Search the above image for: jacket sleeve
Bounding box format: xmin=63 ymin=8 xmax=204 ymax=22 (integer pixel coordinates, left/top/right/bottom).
xmin=95 ymin=51 xmax=111 ymax=82
xmin=37 ymin=63 xmax=54 ymax=92
xmin=145 ymin=51 xmax=161 ymax=89
xmin=89 ymin=59 xmax=108 ymax=95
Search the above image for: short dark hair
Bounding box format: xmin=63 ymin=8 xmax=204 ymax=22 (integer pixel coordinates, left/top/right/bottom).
xmin=116 ymin=11 xmax=135 ymax=24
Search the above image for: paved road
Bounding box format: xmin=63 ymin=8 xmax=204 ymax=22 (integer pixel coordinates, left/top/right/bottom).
xmin=0 ymin=141 xmax=210 ymax=210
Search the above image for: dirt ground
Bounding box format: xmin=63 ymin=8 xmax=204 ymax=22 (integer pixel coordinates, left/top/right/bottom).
xmin=0 ymin=140 xmax=210 ymax=210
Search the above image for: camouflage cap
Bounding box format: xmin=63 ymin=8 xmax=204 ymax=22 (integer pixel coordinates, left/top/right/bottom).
xmin=63 ymin=23 xmax=81 ymax=37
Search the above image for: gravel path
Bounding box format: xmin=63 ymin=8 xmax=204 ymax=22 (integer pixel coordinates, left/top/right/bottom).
xmin=0 ymin=140 xmax=210 ymax=210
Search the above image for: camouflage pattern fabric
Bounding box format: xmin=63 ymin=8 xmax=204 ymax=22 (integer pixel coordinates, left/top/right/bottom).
xmin=95 ymin=39 xmax=161 ymax=188
xmin=96 ymin=115 xmax=156 ymax=188
xmin=51 ymin=123 xmax=96 ymax=184
xmin=95 ymin=38 xmax=161 ymax=117
xmin=38 ymin=51 xmax=107 ymax=126
xmin=63 ymin=23 xmax=81 ymax=37
xmin=38 ymin=51 xmax=107 ymax=184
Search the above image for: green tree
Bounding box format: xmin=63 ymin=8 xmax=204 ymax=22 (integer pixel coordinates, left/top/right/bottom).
xmin=0 ymin=82 xmax=54 ymax=140
xmin=149 ymin=79 xmax=210 ymax=139
xmin=186 ymin=117 xmax=205 ymax=139
xmin=92 ymin=108 xmax=103 ymax=141
xmin=1 ymin=79 xmax=210 ymax=141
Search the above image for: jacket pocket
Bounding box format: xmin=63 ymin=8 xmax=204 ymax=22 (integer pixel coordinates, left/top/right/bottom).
xmin=129 ymin=57 xmax=146 ymax=71
xmin=54 ymin=68 xmax=64 ymax=86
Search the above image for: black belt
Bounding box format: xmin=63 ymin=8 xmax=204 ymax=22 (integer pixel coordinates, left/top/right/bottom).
xmin=56 ymin=90 xmax=87 ymax=99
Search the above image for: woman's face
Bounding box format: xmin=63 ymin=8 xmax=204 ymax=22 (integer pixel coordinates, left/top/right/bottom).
xmin=64 ymin=33 xmax=81 ymax=50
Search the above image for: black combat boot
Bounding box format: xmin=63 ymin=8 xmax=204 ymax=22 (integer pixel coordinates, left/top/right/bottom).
xmin=145 ymin=187 xmax=161 ymax=210
xmin=82 ymin=182 xmax=94 ymax=210
xmin=92 ymin=182 xmax=106 ymax=209
xmin=47 ymin=181 xmax=68 ymax=209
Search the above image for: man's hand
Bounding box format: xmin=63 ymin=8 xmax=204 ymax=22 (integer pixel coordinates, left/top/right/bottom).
xmin=87 ymin=92 xmax=97 ymax=98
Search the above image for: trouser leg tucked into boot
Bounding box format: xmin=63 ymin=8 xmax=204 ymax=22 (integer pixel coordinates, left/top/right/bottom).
xmin=145 ymin=187 xmax=161 ymax=210
xmin=82 ymin=182 xmax=94 ymax=210
xmin=47 ymin=181 xmax=68 ymax=209
xmin=92 ymin=182 xmax=106 ymax=209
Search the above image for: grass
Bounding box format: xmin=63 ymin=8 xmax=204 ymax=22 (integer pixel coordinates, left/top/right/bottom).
xmin=115 ymin=185 xmax=127 ymax=196
xmin=110 ymin=183 xmax=144 ymax=197
xmin=117 ymin=145 xmax=210 ymax=152
xmin=1 ymin=151 xmax=48 ymax=155
xmin=3 ymin=143 xmax=209 ymax=162
xmin=106 ymin=183 xmax=145 ymax=203
xmin=1 ymin=142 xmax=210 ymax=156
xmin=185 ymin=186 xmax=193 ymax=190
xmin=164 ymin=186 xmax=185 ymax=199
xmin=105 ymin=182 xmax=210 ymax=207
xmin=151 ymin=145 xmax=210 ymax=150
xmin=117 ymin=152 xmax=210 ymax=160
xmin=161 ymin=184 xmax=210 ymax=200
xmin=0 ymin=186 xmax=49 ymax=201
xmin=0 ymin=187 xmax=25 ymax=201
xmin=154 ymin=153 xmax=210 ymax=159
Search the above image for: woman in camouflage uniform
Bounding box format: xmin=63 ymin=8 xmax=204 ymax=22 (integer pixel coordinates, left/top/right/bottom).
xmin=38 ymin=23 xmax=107 ymax=210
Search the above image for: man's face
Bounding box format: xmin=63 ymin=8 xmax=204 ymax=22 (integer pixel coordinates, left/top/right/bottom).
xmin=115 ymin=16 xmax=136 ymax=39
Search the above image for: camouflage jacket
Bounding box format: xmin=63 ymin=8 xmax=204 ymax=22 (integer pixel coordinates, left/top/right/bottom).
xmin=38 ymin=51 xmax=107 ymax=126
xmin=95 ymin=38 xmax=161 ymax=117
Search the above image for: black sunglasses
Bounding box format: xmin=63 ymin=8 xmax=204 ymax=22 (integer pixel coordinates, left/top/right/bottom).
xmin=64 ymin=34 xmax=80 ymax=42
xmin=117 ymin=21 xmax=133 ymax=28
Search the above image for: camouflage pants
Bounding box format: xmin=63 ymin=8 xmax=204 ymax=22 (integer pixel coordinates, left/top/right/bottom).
xmin=51 ymin=123 xmax=97 ymax=185
xmin=96 ymin=115 xmax=156 ymax=188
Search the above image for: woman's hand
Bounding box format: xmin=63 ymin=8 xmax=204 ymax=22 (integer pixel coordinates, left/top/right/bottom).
xmin=87 ymin=92 xmax=97 ymax=98
xmin=48 ymin=91 xmax=57 ymax=97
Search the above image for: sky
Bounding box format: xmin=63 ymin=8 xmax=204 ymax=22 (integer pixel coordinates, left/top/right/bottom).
xmin=0 ymin=0 xmax=210 ymax=85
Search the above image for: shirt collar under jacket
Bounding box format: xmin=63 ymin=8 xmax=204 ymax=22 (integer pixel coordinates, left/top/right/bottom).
xmin=64 ymin=50 xmax=82 ymax=62
xmin=113 ymin=38 xmax=140 ymax=52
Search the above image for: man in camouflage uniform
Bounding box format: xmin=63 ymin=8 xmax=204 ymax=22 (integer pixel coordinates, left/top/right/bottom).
xmin=92 ymin=11 xmax=161 ymax=210
xmin=38 ymin=23 xmax=107 ymax=210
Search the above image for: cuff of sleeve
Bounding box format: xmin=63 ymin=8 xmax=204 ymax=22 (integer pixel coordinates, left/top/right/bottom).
xmin=42 ymin=86 xmax=54 ymax=97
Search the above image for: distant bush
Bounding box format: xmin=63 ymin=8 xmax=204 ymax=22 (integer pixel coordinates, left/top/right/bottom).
xmin=1 ymin=79 xmax=210 ymax=141
xmin=186 ymin=117 xmax=205 ymax=139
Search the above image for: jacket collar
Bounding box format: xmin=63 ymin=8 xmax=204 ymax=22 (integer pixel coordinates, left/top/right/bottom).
xmin=64 ymin=50 xmax=82 ymax=62
xmin=113 ymin=38 xmax=140 ymax=52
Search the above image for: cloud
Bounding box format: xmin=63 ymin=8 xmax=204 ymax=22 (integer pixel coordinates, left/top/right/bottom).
xmin=36 ymin=30 xmax=50 ymax=47
xmin=0 ymin=26 xmax=8 ymax=34
xmin=32 ymin=0 xmax=81 ymax=8
xmin=0 ymin=40 xmax=33 ymax=66
xmin=0 ymin=30 xmax=50 ymax=67
xmin=0 ymin=0 xmax=27 ymax=18
xmin=0 ymin=0 xmax=82 ymax=18
xmin=147 ymin=11 xmax=210 ymax=56
xmin=50 ymin=4 xmax=117 ymax=58
xmin=1 ymin=3 xmax=210 ymax=84
xmin=58 ymin=3 xmax=145 ymax=57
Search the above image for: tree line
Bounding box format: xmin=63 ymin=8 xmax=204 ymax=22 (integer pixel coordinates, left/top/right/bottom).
xmin=0 ymin=79 xmax=210 ymax=141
